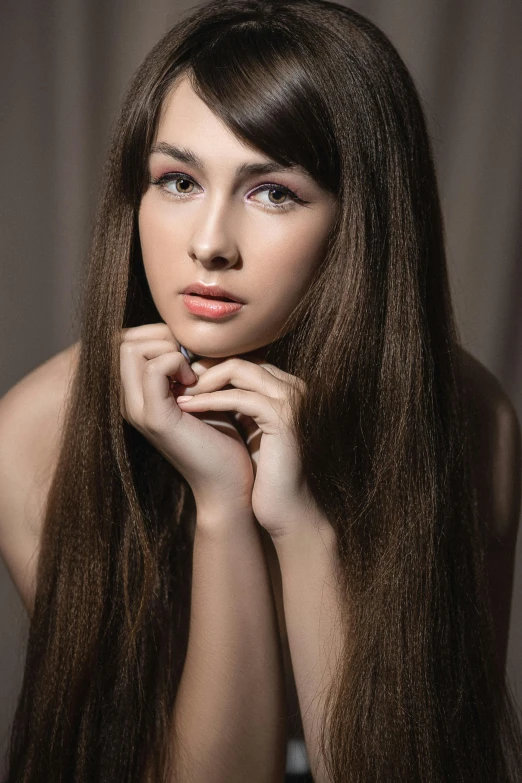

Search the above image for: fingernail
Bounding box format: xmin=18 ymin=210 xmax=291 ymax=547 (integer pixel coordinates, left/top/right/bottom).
xmin=177 ymin=395 xmax=193 ymax=402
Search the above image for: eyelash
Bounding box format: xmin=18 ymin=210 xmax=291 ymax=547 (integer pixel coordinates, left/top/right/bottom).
xmin=149 ymin=172 xmax=308 ymax=213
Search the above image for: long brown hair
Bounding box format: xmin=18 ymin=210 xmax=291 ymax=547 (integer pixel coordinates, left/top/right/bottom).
xmin=5 ymin=1 xmax=522 ymax=780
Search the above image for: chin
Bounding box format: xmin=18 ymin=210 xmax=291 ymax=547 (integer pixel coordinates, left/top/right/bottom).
xmin=179 ymin=344 xmax=233 ymax=361
xmin=180 ymin=342 xmax=270 ymax=362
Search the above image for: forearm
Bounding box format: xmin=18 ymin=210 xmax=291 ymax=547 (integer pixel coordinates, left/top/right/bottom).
xmin=170 ymin=510 xmax=287 ymax=783
xmin=272 ymin=518 xmax=344 ymax=783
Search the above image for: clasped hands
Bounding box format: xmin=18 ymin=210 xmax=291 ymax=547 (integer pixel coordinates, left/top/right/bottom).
xmin=119 ymin=323 xmax=326 ymax=540
xmin=175 ymin=354 xmax=321 ymax=539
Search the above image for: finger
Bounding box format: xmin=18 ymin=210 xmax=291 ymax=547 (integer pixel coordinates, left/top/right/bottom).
xmin=193 ymin=355 xmax=306 ymax=398
xmin=189 ymin=356 xmax=227 ymax=377
xmin=120 ymin=340 xmax=196 ymax=419
xmin=258 ymin=362 xmax=307 ymax=395
xmin=121 ymin=339 xmax=172 ymax=418
xmin=183 ymin=357 xmax=287 ymax=399
xmin=188 ymin=354 xmax=302 ymax=389
xmin=120 ymin=322 xmax=181 ymax=350
xmin=236 ymin=355 xmax=307 ymax=396
xmin=176 ymin=389 xmax=282 ymax=431
xmin=141 ymin=351 xmax=198 ymax=420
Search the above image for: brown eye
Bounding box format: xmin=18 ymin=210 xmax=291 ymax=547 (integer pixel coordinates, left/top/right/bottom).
xmin=151 ymin=172 xmax=307 ymax=213
xmin=174 ymin=178 xmax=194 ymax=194
xmin=267 ymin=188 xmax=288 ymax=205
xmin=252 ymin=182 xmax=305 ymax=212
xmin=150 ymin=173 xmax=200 ymax=196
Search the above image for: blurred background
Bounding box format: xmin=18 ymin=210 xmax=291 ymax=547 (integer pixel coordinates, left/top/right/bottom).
xmin=1 ymin=0 xmax=521 ymax=766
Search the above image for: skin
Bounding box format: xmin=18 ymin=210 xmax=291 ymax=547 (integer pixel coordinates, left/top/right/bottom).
xmin=138 ymin=74 xmax=337 ymax=362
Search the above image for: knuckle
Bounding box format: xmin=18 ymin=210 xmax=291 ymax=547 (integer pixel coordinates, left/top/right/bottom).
xmin=123 ymin=402 xmax=139 ymax=425
xmin=143 ymin=358 xmax=161 ymax=375
xmin=120 ymin=326 xmax=138 ymax=342
xmin=120 ymin=341 xmax=136 ymax=358
xmin=228 ymin=357 xmax=242 ymax=371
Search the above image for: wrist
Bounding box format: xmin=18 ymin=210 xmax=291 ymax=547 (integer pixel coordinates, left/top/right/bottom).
xmin=270 ymin=512 xmax=337 ymax=555
xmin=195 ymin=502 xmax=257 ymax=536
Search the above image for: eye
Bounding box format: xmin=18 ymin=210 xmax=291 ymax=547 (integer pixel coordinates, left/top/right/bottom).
xmin=250 ymin=183 xmax=305 ymax=212
xmin=149 ymin=173 xmax=309 ymax=213
xmin=156 ymin=174 xmax=199 ymax=196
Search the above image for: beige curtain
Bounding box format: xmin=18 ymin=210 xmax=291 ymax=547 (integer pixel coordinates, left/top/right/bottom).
xmin=1 ymin=0 xmax=521 ymax=767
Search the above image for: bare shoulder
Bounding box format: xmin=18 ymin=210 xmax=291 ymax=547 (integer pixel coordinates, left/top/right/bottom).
xmin=0 ymin=341 xmax=80 ymax=613
xmin=0 ymin=341 xmax=80 ymax=499
xmin=457 ymin=346 xmax=521 ymax=544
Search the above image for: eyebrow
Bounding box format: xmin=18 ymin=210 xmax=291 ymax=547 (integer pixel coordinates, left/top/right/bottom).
xmin=149 ymin=141 xmax=312 ymax=180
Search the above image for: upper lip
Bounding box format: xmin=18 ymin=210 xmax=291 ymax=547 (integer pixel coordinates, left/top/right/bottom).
xmin=182 ymin=282 xmax=245 ymax=304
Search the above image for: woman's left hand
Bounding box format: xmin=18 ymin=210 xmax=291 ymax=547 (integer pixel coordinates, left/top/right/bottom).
xmin=175 ymin=355 xmax=323 ymax=539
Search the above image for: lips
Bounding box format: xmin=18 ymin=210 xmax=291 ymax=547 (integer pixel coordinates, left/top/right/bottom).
xmin=181 ymin=282 xmax=245 ymax=304
xmin=192 ymin=293 xmax=235 ymax=302
xmin=182 ymin=294 xmax=243 ymax=318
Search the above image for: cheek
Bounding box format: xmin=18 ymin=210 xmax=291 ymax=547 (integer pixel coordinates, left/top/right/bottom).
xmin=138 ymin=198 xmax=181 ymax=278
xmin=247 ymin=257 xmax=317 ymax=333
xmin=257 ymin=225 xmax=326 ymax=302
xmin=137 ymin=203 xmax=172 ymax=308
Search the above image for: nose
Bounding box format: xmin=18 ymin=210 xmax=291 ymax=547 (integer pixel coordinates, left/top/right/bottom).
xmin=187 ymin=198 xmax=240 ymax=270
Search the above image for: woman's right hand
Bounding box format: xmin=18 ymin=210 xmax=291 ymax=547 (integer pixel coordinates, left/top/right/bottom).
xmin=119 ymin=322 xmax=255 ymax=517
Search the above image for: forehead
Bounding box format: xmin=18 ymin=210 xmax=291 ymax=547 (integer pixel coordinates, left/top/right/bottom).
xmin=152 ymin=75 xmax=317 ymax=185
xmin=155 ymin=76 xmax=253 ymax=157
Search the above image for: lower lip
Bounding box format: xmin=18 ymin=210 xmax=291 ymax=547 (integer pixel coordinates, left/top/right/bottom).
xmin=182 ymin=294 xmax=244 ymax=318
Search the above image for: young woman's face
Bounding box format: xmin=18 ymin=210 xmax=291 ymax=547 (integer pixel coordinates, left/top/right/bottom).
xmin=139 ymin=75 xmax=337 ymax=359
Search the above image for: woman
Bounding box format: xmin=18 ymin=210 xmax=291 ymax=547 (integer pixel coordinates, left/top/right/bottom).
xmin=1 ymin=0 xmax=521 ymax=780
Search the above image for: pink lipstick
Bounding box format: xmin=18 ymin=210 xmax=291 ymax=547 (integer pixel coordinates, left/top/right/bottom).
xmin=181 ymin=281 xmax=245 ymax=318
xmin=182 ymin=295 xmax=243 ymax=318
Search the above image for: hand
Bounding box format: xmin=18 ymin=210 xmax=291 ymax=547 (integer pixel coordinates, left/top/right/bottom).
xmin=176 ymin=356 xmax=324 ymax=538
xmin=119 ymin=323 xmax=256 ymax=517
